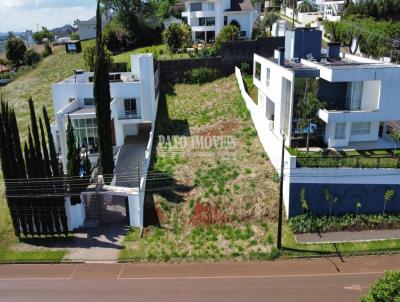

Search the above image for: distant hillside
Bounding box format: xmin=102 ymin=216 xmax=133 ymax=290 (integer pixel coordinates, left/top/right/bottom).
xmin=51 ymin=24 xmax=77 ymax=37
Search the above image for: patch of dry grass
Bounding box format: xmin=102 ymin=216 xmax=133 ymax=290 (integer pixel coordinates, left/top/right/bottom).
xmin=121 ymin=75 xmax=280 ymax=261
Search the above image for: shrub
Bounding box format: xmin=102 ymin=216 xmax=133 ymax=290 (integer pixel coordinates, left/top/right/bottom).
xmin=240 ymin=62 xmax=250 ymax=75
xmin=24 ymin=48 xmax=41 ymax=66
xmin=41 ymin=42 xmax=53 ymax=58
xmin=70 ymin=32 xmax=80 ymax=40
xmin=183 ymin=67 xmax=219 ymax=84
xmin=289 ymin=214 xmax=400 ymax=234
xmin=163 ymin=23 xmax=191 ymax=52
xmin=32 ymin=26 xmax=53 ymax=44
xmin=214 ymin=25 xmax=239 ymax=53
xmin=361 ymin=271 xmax=400 ymax=302
xmin=83 ymin=44 xmax=114 ymax=72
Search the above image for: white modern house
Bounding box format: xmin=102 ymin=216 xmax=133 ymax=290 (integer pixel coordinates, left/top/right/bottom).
xmin=76 ymin=11 xmax=113 ymax=40
xmin=182 ymin=0 xmax=256 ymax=42
xmin=51 ymin=53 xmax=160 ymax=230
xmin=235 ymin=27 xmax=400 ymax=217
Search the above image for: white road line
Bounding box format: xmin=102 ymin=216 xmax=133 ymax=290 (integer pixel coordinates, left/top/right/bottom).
xmin=116 ymin=263 xmax=126 ymax=280
xmin=117 ymin=271 xmax=385 ymax=280
xmin=68 ymin=264 xmax=81 ymax=279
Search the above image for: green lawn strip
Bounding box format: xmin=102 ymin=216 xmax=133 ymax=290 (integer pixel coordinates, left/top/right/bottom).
xmin=0 ymin=248 xmax=65 ymax=263
xmin=113 ymin=44 xmax=190 ymax=66
xmin=281 ymin=225 xmax=400 ymax=257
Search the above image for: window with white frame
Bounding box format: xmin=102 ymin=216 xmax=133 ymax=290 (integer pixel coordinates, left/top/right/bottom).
xmin=335 ymin=123 xmax=346 ymax=139
xmin=71 ymin=117 xmax=99 ymax=153
xmin=266 ymin=68 xmax=270 ymax=87
xmin=351 ymin=122 xmax=371 ymax=135
xmin=254 ymin=62 xmax=261 ymax=80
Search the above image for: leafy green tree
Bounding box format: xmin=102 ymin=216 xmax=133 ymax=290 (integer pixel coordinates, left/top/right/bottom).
xmin=5 ymin=38 xmax=27 ymax=66
xmin=361 ymin=270 xmax=400 ymax=302
xmin=253 ymin=12 xmax=279 ymax=38
xmin=388 ymin=128 xmax=400 ymax=153
xmin=163 ymin=23 xmax=191 ymax=52
xmin=296 ymin=89 xmax=324 ymax=152
xmin=214 ymin=25 xmax=239 ymax=53
xmin=32 ymin=26 xmax=53 ymax=44
xmin=297 ymin=0 xmax=314 ymax=12
xmin=94 ymin=0 xmax=115 ymax=177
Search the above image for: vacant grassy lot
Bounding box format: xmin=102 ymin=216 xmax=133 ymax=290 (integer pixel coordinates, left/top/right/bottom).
xmin=120 ymin=75 xmax=280 ymax=261
xmin=0 ymin=42 xmax=90 ymax=259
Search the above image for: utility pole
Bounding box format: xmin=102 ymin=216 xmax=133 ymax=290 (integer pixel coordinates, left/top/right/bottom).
xmin=276 ymin=134 xmax=286 ymax=250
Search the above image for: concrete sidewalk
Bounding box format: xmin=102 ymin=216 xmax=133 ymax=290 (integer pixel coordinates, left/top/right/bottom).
xmin=295 ymin=229 xmax=400 ymax=244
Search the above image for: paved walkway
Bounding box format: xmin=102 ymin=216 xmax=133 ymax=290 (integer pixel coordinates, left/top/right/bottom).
xmin=114 ymin=136 xmax=148 ymax=188
xmin=296 ymin=229 xmax=400 ymax=244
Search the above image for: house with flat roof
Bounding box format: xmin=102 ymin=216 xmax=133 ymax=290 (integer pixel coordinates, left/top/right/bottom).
xmin=235 ymin=27 xmax=400 ymax=217
xmin=51 ymin=53 xmax=160 ymax=230
xmin=182 ymin=0 xmax=256 ymax=43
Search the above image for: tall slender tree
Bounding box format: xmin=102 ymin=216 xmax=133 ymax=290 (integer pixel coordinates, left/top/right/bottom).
xmin=42 ymin=106 xmax=60 ymax=177
xmin=94 ymin=0 xmax=114 ymax=178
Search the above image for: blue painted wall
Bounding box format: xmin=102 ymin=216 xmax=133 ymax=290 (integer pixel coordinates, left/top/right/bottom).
xmin=289 ymin=183 xmax=400 ymax=217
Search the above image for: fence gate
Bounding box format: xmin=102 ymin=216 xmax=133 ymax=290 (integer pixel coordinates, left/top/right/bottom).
xmin=83 ymin=193 xmax=129 ymax=225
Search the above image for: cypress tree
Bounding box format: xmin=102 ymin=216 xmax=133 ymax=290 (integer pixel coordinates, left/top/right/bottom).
xmin=28 ymin=98 xmax=43 ymax=166
xmin=42 ymin=106 xmax=60 ymax=177
xmin=66 ymin=116 xmax=81 ymax=205
xmin=10 ymin=110 xmax=29 ymax=236
xmin=28 ymin=130 xmax=42 ymax=235
xmin=23 ymin=143 xmax=34 ymax=236
xmin=39 ymin=118 xmax=55 ymax=235
xmin=94 ymin=0 xmax=114 ymax=178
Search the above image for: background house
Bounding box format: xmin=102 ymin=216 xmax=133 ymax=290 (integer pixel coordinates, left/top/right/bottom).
xmin=76 ymin=11 xmax=113 ymax=40
xmin=182 ymin=0 xmax=256 ymax=43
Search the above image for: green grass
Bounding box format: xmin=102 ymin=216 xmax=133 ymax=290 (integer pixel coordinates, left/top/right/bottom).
xmin=243 ymin=75 xmax=257 ymax=104
xmin=113 ymin=44 xmax=190 ymax=66
xmin=0 ymin=248 xmax=65 ymax=263
xmin=291 ymin=148 xmax=400 ymax=169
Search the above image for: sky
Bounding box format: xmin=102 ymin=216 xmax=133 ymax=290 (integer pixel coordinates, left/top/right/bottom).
xmin=0 ymin=0 xmax=98 ymax=32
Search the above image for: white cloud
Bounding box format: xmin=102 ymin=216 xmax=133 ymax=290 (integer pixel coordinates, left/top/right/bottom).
xmin=3 ymin=0 xmax=96 ymax=10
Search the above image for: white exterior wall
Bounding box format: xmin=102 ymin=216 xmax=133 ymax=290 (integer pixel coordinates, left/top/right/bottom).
xmin=253 ymin=54 xmax=295 ymax=146
xmin=52 ymin=54 xmax=156 ymax=171
xmin=65 ymin=197 xmax=86 ymax=231
xmin=182 ymin=0 xmax=254 ymax=40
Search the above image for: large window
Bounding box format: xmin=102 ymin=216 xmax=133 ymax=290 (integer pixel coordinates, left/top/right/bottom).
xmin=205 ymin=2 xmax=214 ymax=11
xmin=346 ymin=81 xmax=363 ymax=110
xmin=335 ymin=123 xmax=346 ymax=139
xmin=190 ymin=2 xmax=202 ymax=11
xmin=71 ymin=117 xmax=99 ymax=153
xmin=124 ymin=98 xmax=140 ymax=119
xmin=351 ymin=122 xmax=371 ymax=135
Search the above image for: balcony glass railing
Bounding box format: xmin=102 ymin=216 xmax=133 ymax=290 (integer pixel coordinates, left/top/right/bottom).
xmin=120 ymin=110 xmax=141 ymax=120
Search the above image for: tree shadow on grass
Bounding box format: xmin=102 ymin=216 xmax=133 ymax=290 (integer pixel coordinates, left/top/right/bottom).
xmin=143 ymin=83 xmax=194 ymax=227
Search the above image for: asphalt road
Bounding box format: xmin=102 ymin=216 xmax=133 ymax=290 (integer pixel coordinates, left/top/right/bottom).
xmin=0 ymin=254 xmax=399 ymax=302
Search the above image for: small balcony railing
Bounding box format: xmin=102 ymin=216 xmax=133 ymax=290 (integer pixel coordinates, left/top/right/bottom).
xmin=120 ymin=110 xmax=141 ymax=120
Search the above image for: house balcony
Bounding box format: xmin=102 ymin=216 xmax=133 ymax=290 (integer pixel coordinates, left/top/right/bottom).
xmin=182 ymin=10 xmax=215 ymax=18
xmin=318 ymin=108 xmax=379 ymax=124
xmin=119 ymin=110 xmax=142 ymax=120
xmin=191 ymin=25 xmax=216 ymax=32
